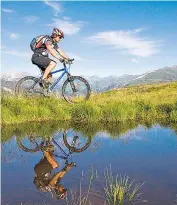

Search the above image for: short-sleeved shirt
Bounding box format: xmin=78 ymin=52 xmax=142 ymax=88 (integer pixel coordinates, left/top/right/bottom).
xmin=35 ymin=35 xmax=59 ymax=56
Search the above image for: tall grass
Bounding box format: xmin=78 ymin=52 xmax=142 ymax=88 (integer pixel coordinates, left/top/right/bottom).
xmin=104 ymin=166 xmax=146 ymax=205
xmin=66 ymin=165 xmax=99 ymax=205
xmin=1 ymin=82 xmax=177 ymax=125
xmin=66 ymin=165 xmax=146 ymax=205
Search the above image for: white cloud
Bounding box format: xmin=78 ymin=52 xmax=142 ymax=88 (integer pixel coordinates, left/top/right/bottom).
xmin=24 ymin=16 xmax=39 ymax=24
xmin=44 ymin=1 xmax=61 ymax=16
xmin=131 ymin=58 xmax=139 ymax=64
xmin=87 ymin=28 xmax=160 ymax=57
xmin=3 ymin=49 xmax=31 ymax=57
xmin=9 ymin=33 xmax=20 ymax=40
xmin=46 ymin=18 xmax=84 ymax=35
xmin=134 ymin=28 xmax=147 ymax=33
xmin=63 ymin=16 xmax=71 ymax=21
xmin=2 ymin=8 xmax=14 ymax=13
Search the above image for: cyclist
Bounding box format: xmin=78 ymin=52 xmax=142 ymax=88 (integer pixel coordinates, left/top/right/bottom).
xmin=33 ymin=145 xmax=76 ymax=199
xmin=31 ymin=28 xmax=73 ymax=87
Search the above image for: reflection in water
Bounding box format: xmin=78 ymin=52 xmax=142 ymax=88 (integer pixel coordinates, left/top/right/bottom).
xmin=2 ymin=119 xmax=177 ymax=143
xmin=16 ymin=130 xmax=92 ymax=200
xmin=1 ymin=121 xmax=177 ymax=205
xmin=34 ymin=153 xmax=75 ymax=200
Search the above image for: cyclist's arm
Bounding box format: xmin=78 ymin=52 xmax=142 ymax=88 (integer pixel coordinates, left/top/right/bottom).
xmin=56 ymin=48 xmax=70 ymax=60
xmin=46 ymin=44 xmax=61 ymax=61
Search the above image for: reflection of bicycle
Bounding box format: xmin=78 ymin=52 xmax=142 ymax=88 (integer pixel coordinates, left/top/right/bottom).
xmin=17 ymin=131 xmax=91 ymax=161
xmin=15 ymin=59 xmax=91 ymax=103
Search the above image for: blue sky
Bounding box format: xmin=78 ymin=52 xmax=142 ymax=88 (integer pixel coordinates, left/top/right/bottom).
xmin=1 ymin=1 xmax=177 ymax=77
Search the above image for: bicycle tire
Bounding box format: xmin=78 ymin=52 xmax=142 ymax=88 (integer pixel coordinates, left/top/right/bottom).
xmin=63 ymin=131 xmax=91 ymax=153
xmin=62 ymin=76 xmax=91 ymax=103
xmin=15 ymin=76 xmax=44 ymax=97
xmin=16 ymin=136 xmax=43 ymax=153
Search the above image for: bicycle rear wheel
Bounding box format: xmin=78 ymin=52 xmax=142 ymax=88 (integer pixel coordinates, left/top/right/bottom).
xmin=15 ymin=76 xmax=44 ymax=97
xmin=62 ymin=76 xmax=91 ymax=103
xmin=16 ymin=136 xmax=44 ymax=153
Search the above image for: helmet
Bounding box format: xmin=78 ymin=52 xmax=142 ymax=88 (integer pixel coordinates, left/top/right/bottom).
xmin=52 ymin=28 xmax=64 ymax=38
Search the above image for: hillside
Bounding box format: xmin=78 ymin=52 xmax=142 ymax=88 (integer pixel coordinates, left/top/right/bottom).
xmin=128 ymin=65 xmax=177 ymax=86
xmin=1 ymin=81 xmax=177 ymax=125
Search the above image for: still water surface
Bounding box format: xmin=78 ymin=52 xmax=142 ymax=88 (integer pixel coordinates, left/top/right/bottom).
xmin=2 ymin=122 xmax=177 ymax=205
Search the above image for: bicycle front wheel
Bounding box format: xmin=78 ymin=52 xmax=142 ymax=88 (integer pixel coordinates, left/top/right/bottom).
xmin=62 ymin=76 xmax=91 ymax=103
xmin=15 ymin=76 xmax=44 ymax=97
xmin=63 ymin=130 xmax=91 ymax=153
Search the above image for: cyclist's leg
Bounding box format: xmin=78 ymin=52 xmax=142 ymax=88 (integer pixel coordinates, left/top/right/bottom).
xmin=32 ymin=54 xmax=56 ymax=80
xmin=42 ymin=61 xmax=56 ymax=80
xmin=49 ymin=163 xmax=74 ymax=187
xmin=43 ymin=151 xmax=59 ymax=169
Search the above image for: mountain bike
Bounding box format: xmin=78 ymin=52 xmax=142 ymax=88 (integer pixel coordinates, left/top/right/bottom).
xmin=15 ymin=59 xmax=91 ymax=103
xmin=16 ymin=130 xmax=92 ymax=161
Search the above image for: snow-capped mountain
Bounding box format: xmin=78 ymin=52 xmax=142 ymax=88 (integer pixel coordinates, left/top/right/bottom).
xmin=1 ymin=65 xmax=177 ymax=93
xmin=1 ymin=72 xmax=31 ymax=81
xmin=125 ymin=65 xmax=177 ymax=86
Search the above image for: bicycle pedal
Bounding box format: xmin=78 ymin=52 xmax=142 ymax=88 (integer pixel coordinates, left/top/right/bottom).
xmin=43 ymin=89 xmax=51 ymax=97
xmin=39 ymin=79 xmax=51 ymax=89
xmin=39 ymin=82 xmax=43 ymax=88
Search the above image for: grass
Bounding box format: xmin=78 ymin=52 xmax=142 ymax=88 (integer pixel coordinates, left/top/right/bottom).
xmin=66 ymin=165 xmax=99 ymax=205
xmin=65 ymin=165 xmax=146 ymax=205
xmin=1 ymin=82 xmax=177 ymax=125
xmin=2 ymin=119 xmax=177 ymax=143
xmin=104 ymin=166 xmax=146 ymax=205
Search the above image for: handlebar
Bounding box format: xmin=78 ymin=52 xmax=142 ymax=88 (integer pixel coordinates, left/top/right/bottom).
xmin=60 ymin=58 xmax=74 ymax=67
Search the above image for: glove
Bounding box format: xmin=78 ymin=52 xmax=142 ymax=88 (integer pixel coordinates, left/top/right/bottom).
xmin=68 ymin=58 xmax=74 ymax=62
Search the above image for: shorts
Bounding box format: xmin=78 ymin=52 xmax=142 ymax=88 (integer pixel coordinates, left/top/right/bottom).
xmin=32 ymin=53 xmax=56 ymax=71
xmin=34 ymin=157 xmax=53 ymax=177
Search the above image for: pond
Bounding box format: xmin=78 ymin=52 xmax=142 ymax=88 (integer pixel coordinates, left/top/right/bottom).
xmin=1 ymin=121 xmax=177 ymax=205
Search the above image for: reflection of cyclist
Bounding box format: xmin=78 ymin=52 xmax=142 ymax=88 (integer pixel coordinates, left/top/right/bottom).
xmin=33 ymin=146 xmax=75 ymax=199
xmin=31 ymin=28 xmax=73 ymax=87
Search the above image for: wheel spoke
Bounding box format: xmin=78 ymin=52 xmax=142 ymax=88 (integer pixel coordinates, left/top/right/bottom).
xmin=62 ymin=76 xmax=91 ymax=103
xmin=17 ymin=136 xmax=43 ymax=153
xmin=63 ymin=130 xmax=91 ymax=153
xmin=15 ymin=76 xmax=44 ymax=97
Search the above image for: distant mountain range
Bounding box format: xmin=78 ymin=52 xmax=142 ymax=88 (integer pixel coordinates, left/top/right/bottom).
xmin=84 ymin=65 xmax=177 ymax=92
xmin=1 ymin=65 xmax=177 ymax=94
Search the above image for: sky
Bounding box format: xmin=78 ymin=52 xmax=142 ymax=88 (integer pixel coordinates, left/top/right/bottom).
xmin=1 ymin=1 xmax=177 ymax=77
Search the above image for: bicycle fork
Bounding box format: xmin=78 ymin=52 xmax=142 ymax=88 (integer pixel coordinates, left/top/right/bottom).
xmin=67 ymin=73 xmax=77 ymax=93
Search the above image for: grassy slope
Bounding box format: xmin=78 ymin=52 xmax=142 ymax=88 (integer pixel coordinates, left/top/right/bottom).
xmin=1 ymin=82 xmax=177 ymax=125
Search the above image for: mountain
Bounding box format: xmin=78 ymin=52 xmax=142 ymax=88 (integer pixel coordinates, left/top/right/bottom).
xmin=1 ymin=72 xmax=30 ymax=81
xmin=126 ymin=65 xmax=177 ymax=86
xmin=85 ymin=65 xmax=177 ymax=91
xmin=84 ymin=74 xmax=139 ymax=92
xmin=1 ymin=65 xmax=177 ymax=93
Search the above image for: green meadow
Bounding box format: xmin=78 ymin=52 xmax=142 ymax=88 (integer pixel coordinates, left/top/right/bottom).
xmin=1 ymin=82 xmax=177 ymax=125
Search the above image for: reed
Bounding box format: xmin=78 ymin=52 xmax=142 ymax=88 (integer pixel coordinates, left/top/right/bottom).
xmin=104 ymin=166 xmax=146 ymax=205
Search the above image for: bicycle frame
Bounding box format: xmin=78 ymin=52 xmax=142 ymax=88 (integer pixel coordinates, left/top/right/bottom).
xmin=48 ymin=64 xmax=71 ymax=91
xmin=52 ymin=138 xmax=71 ymax=160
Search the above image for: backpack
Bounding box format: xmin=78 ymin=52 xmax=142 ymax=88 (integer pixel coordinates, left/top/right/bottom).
xmin=30 ymin=35 xmax=48 ymax=52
